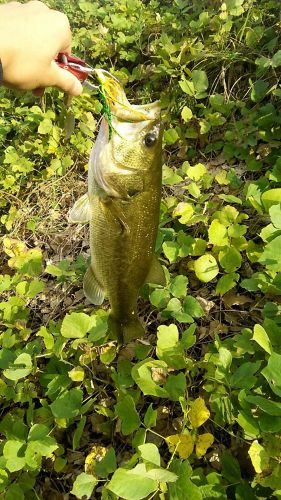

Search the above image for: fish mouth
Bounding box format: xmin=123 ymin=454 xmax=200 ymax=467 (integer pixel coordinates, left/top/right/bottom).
xmin=94 ymin=68 xmax=160 ymax=122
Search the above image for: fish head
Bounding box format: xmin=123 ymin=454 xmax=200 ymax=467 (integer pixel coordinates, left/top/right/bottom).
xmin=110 ymin=102 xmax=163 ymax=175
xmin=91 ymin=70 xmax=163 ymax=197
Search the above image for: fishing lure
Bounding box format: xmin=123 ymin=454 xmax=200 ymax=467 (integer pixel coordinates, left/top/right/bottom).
xmin=97 ymin=84 xmax=114 ymax=139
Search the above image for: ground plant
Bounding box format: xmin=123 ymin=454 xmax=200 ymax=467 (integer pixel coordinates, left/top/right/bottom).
xmin=1 ymin=0 xmax=281 ymax=498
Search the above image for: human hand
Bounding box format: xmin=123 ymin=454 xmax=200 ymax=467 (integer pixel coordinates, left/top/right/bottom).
xmin=0 ymin=1 xmax=83 ymax=96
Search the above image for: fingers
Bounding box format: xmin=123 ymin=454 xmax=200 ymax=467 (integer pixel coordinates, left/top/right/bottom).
xmin=48 ymin=61 xmax=83 ymax=96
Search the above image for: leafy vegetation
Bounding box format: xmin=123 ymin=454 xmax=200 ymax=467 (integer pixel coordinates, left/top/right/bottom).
xmin=1 ymin=0 xmax=281 ymax=498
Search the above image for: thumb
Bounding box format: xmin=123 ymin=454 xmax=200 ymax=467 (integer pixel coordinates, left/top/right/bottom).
xmin=48 ymin=61 xmax=83 ymax=96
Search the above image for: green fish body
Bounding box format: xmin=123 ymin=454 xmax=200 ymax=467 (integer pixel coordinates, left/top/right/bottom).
xmin=70 ymin=71 xmax=164 ymax=342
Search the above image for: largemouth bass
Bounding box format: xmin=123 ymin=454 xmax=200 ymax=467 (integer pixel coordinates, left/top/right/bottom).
xmin=70 ymin=70 xmax=165 ymax=343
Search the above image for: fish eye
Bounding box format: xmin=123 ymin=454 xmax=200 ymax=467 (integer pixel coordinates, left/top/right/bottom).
xmin=144 ymin=132 xmax=157 ymax=147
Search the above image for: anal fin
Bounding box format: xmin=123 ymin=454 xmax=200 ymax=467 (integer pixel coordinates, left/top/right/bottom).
xmin=68 ymin=193 xmax=91 ymax=223
xmin=145 ymin=255 xmax=166 ymax=286
xmin=83 ymin=266 xmax=105 ymax=305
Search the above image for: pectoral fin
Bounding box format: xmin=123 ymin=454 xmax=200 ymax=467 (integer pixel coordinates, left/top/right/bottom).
xmin=145 ymin=255 xmax=166 ymax=286
xmin=102 ymin=198 xmax=129 ymax=234
xmin=68 ymin=193 xmax=91 ymax=223
xmin=83 ymin=266 xmax=105 ymax=305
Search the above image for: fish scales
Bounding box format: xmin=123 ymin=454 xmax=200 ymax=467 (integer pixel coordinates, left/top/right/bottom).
xmin=90 ymin=171 xmax=162 ymax=320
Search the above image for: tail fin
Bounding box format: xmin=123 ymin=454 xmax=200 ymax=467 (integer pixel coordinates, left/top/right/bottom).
xmin=108 ymin=314 xmax=145 ymax=344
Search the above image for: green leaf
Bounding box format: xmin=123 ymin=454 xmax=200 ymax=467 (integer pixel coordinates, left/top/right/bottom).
xmin=69 ymin=366 xmax=85 ymax=382
xmin=216 ymin=273 xmax=239 ymax=295
xmin=144 ymin=404 xmax=157 ymax=428
xmin=208 ymin=220 xmax=229 ymax=246
xmin=194 ymin=254 xmax=219 ymax=282
xmin=221 ymin=451 xmax=241 ymax=483
xmin=138 ymin=443 xmax=161 ymax=466
xmin=192 ymin=70 xmax=209 ymax=98
xmin=262 ymin=352 xmax=281 ymax=397
xmin=164 ymin=128 xmax=179 ymax=145
xmin=269 ymin=203 xmax=281 ymax=229
xmin=5 ymin=484 xmax=24 ymax=500
xmin=181 ymin=325 xmax=196 ymax=349
xmin=219 ymin=246 xmax=242 ymax=273
xmin=251 ymin=80 xmax=269 ymax=102
xmin=225 ymin=0 xmax=244 ymax=15
xmin=169 ymin=462 xmax=202 ymax=499
xmin=71 ymin=473 xmax=97 ymax=499
xmin=95 ymin=448 xmax=117 ymax=478
xmin=27 ymin=424 xmax=58 ymax=456
xmin=183 ymin=296 xmax=203 ymax=318
xmin=0 ymin=469 xmax=8 ymax=493
xmin=245 ymin=395 xmax=281 ymax=416
xmin=259 ymin=234 xmax=281 ymax=272
xmin=170 ymin=275 xmax=188 ymax=298
xmin=145 ymin=468 xmax=177 ymax=482
xmin=261 ymin=189 xmax=281 ymax=211
xmin=37 ymin=326 xmax=54 ymax=350
xmin=100 ymin=344 xmax=116 ymax=364
xmin=252 ymin=324 xmax=272 ymax=354
xmin=272 ymin=50 xmax=281 ymax=67
xmin=181 ymin=106 xmax=193 ymax=122
xmin=216 ymin=347 xmax=232 ymax=380
xmin=255 ymin=56 xmax=271 ymax=70
xmin=3 ymin=440 xmax=26 ymax=472
xmin=156 ymin=324 xmax=186 ymax=369
xmin=230 ymin=361 xmax=261 ymax=390
xmin=237 ymin=411 xmax=260 ymax=439
xmin=131 ymin=359 xmax=168 ymax=397
xmin=179 ymin=78 xmax=195 ymax=96
xmin=184 ymin=162 xmax=207 ymax=181
xmin=162 ymin=165 xmax=183 ymax=185
xmin=189 ymin=238 xmax=207 ymax=256
xmin=248 ymin=441 xmax=269 ymax=473
xmin=218 ymin=194 xmax=242 ymax=205
xmin=168 ymin=459 xmax=201 ymax=500
xmin=173 ymin=202 xmax=194 ymax=224
xmin=115 ymin=395 xmax=141 ymax=435
xmin=38 ymin=118 xmax=53 ymax=134
xmin=73 ymin=416 xmax=86 ymax=451
xmin=150 ymin=288 xmax=170 ymax=308
xmin=107 ymin=465 xmax=158 ymax=500
xmin=259 ymin=414 xmax=281 ymax=433
xmin=61 ymin=312 xmax=91 ymax=339
xmin=27 ymin=279 xmax=45 ymax=298
xmin=163 ymin=240 xmax=179 ymax=263
xmin=88 ymin=314 xmax=108 ymax=342
xmin=3 ymin=353 xmax=32 ymax=381
xmin=165 ymin=373 xmax=186 ymax=401
xmin=50 ymin=388 xmax=83 ymax=419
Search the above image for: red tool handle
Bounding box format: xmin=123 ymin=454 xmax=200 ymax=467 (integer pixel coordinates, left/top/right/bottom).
xmin=55 ymin=53 xmax=90 ymax=83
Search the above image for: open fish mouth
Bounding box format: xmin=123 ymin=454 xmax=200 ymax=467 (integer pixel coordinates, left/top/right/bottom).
xmin=94 ymin=68 xmax=160 ymax=122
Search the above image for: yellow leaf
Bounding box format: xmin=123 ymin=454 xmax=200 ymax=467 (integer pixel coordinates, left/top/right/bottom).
xmin=189 ymin=397 xmax=210 ymax=428
xmin=195 ymin=433 xmax=214 ymax=457
xmin=3 ymin=237 xmax=27 ymax=258
xmin=166 ymin=433 xmax=194 ymax=459
xmin=85 ymin=445 xmax=107 ymax=474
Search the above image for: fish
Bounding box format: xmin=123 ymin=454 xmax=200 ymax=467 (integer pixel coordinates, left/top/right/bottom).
xmin=69 ymin=69 xmax=165 ymax=343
